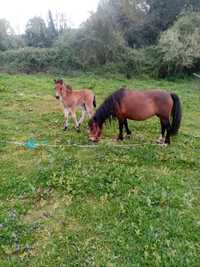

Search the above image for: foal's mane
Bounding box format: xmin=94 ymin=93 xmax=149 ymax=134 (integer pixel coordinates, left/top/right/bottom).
xmin=55 ymin=79 xmax=73 ymax=92
xmin=90 ymin=88 xmax=125 ymax=127
xmin=63 ymin=83 xmax=73 ymax=92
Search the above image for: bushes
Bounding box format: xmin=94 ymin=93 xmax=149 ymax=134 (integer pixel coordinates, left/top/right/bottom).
xmin=158 ymin=11 xmax=200 ymax=75
xmin=0 ymin=46 xmax=81 ymax=74
xmin=0 ymin=48 xmax=57 ymax=73
xmin=1 ymin=11 xmax=200 ymax=78
xmin=0 ymin=45 xmax=163 ymax=78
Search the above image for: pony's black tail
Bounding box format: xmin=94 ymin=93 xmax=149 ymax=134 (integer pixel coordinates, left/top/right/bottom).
xmin=93 ymin=95 xmax=96 ymax=108
xmin=170 ymin=93 xmax=182 ymax=135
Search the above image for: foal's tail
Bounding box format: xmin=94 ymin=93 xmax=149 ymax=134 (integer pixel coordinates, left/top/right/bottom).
xmin=170 ymin=93 xmax=182 ymax=135
xmin=93 ymin=95 xmax=96 ymax=108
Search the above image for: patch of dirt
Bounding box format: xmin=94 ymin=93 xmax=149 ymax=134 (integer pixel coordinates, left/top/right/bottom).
xmin=22 ymin=192 xmax=87 ymax=257
xmin=23 ymin=193 xmax=72 ymax=224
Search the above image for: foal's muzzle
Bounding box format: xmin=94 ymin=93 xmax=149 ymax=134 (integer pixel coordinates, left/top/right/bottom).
xmin=55 ymin=96 xmax=59 ymax=100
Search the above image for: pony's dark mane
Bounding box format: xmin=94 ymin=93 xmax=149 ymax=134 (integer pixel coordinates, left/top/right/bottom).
xmin=90 ymin=88 xmax=125 ymax=127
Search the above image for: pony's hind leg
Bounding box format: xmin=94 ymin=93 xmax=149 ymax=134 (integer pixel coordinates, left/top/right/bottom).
xmin=165 ymin=121 xmax=171 ymax=144
xmin=124 ymin=119 xmax=131 ymax=137
xmin=158 ymin=118 xmax=171 ymax=145
xmin=156 ymin=118 xmax=166 ymax=144
xmin=162 ymin=119 xmax=171 ymax=144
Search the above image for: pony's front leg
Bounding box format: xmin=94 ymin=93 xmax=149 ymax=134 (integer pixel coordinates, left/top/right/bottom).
xmin=71 ymin=110 xmax=80 ymax=132
xmin=63 ymin=108 xmax=69 ymax=131
xmin=117 ymin=119 xmax=124 ymax=141
xmin=124 ymin=119 xmax=131 ymax=137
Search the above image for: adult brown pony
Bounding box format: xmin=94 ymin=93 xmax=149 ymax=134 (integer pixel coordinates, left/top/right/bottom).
xmin=89 ymin=88 xmax=182 ymax=145
xmin=54 ymin=79 xmax=96 ymax=131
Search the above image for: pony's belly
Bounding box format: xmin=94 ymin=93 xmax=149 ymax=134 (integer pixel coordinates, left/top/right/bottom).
xmin=123 ymin=103 xmax=155 ymax=120
xmin=122 ymin=95 xmax=156 ymax=121
xmin=127 ymin=113 xmax=154 ymax=121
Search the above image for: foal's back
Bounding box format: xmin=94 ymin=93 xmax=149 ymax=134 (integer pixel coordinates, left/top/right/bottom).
xmin=62 ymin=87 xmax=94 ymax=108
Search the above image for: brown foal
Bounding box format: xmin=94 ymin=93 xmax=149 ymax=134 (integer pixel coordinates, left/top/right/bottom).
xmin=89 ymin=88 xmax=182 ymax=145
xmin=54 ymin=79 xmax=96 ymax=131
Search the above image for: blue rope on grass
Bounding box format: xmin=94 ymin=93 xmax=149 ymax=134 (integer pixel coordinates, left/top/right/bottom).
xmin=24 ymin=138 xmax=48 ymax=149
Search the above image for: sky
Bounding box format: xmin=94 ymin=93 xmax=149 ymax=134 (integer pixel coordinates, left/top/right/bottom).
xmin=0 ymin=0 xmax=99 ymax=33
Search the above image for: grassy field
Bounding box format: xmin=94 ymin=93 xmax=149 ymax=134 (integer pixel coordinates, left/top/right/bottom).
xmin=0 ymin=73 xmax=200 ymax=266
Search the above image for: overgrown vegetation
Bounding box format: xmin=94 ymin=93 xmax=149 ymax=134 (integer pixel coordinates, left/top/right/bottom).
xmin=158 ymin=11 xmax=200 ymax=76
xmin=0 ymin=73 xmax=200 ymax=266
xmin=0 ymin=1 xmax=200 ymax=77
xmin=1 ymin=1 xmax=200 ymax=265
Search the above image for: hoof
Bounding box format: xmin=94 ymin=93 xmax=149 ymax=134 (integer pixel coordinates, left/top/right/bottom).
xmin=76 ymin=127 xmax=81 ymax=133
xmin=126 ymin=134 xmax=132 ymax=139
xmin=116 ymin=136 xmax=123 ymax=141
xmin=63 ymin=126 xmax=68 ymax=131
xmin=159 ymin=143 xmax=168 ymax=148
xmin=156 ymin=137 xmax=164 ymax=144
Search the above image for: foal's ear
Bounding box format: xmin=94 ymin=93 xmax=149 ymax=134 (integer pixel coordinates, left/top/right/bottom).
xmin=59 ymin=79 xmax=64 ymax=84
xmin=54 ymin=79 xmax=57 ymax=83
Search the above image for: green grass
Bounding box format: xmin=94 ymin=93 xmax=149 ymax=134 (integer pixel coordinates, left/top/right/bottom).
xmin=0 ymin=73 xmax=200 ymax=266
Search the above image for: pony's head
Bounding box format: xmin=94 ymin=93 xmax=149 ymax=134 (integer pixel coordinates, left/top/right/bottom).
xmin=88 ymin=118 xmax=102 ymax=142
xmin=54 ymin=79 xmax=63 ymax=100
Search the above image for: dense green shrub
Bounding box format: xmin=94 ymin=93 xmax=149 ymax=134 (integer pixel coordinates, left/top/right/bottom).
xmin=0 ymin=46 xmax=80 ymax=74
xmin=158 ymin=11 xmax=200 ymax=75
xmin=0 ymin=48 xmax=56 ymax=73
xmin=0 ymin=45 xmax=162 ymax=78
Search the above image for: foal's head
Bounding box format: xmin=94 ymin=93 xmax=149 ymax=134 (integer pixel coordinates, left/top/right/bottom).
xmin=88 ymin=118 xmax=102 ymax=142
xmin=54 ymin=79 xmax=64 ymax=100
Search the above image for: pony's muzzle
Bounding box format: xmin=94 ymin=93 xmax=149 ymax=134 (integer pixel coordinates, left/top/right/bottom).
xmin=55 ymin=96 xmax=59 ymax=100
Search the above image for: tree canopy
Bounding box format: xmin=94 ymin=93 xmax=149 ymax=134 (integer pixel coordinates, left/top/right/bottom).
xmin=0 ymin=1 xmax=200 ymax=76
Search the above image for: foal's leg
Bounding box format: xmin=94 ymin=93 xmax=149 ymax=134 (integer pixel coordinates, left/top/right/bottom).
xmin=85 ymin=100 xmax=94 ymax=119
xmin=124 ymin=119 xmax=131 ymax=136
xmin=85 ymin=106 xmax=93 ymax=119
xmin=63 ymin=108 xmax=69 ymax=131
xmin=117 ymin=119 xmax=124 ymax=141
xmin=78 ymin=107 xmax=86 ymax=126
xmin=70 ymin=109 xmax=80 ymax=132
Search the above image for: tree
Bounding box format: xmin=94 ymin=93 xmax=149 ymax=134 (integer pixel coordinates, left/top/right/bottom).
xmin=140 ymin=0 xmax=200 ymax=46
xmin=97 ymin=0 xmax=146 ymax=47
xmin=25 ymin=17 xmax=48 ymax=47
xmin=54 ymin=12 xmax=70 ymax=33
xmin=0 ymin=19 xmax=14 ymax=51
xmin=71 ymin=2 xmax=127 ymax=67
xmin=159 ymin=11 xmax=200 ymax=74
xmin=46 ymin=10 xmax=58 ymax=46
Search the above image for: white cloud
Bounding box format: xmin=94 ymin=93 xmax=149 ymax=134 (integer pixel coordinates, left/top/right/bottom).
xmin=0 ymin=0 xmax=99 ymax=33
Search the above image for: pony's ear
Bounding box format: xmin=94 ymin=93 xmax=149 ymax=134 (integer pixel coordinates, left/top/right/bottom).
xmin=59 ymin=79 xmax=64 ymax=84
